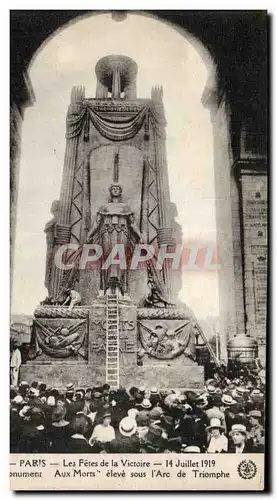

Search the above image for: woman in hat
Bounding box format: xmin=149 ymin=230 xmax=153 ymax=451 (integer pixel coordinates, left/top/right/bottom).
xmin=48 ymin=405 xmax=70 ymax=453
xmin=206 ymin=418 xmax=228 ymax=453
xmin=18 ymin=407 xmax=48 ymax=453
xmin=136 ymin=411 xmax=150 ymax=441
xmin=66 ymin=414 xmax=92 ymax=453
xmin=228 ymin=423 xmax=253 ymax=453
xmin=89 ymin=411 xmax=115 ymax=444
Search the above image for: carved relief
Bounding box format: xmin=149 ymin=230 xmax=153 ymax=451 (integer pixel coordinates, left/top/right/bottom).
xmin=138 ymin=319 xmax=196 ymax=361
xmin=29 ymin=318 xmax=88 ymax=360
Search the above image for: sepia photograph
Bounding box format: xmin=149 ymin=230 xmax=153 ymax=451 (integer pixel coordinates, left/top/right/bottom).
xmin=10 ymin=9 xmax=268 ymax=491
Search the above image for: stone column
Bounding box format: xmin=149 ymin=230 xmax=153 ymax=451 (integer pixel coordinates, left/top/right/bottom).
xmin=112 ymin=68 xmax=121 ymax=99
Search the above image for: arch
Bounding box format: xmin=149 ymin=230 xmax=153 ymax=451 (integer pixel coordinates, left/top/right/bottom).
xmin=11 ymin=11 xmax=240 ymax=362
xmin=27 ymin=10 xmax=218 ymax=110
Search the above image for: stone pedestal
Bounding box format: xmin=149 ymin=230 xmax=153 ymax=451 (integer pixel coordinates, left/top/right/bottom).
xmin=20 ymin=303 xmax=204 ymax=389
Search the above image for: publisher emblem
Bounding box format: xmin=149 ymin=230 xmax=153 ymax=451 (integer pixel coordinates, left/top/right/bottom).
xmin=237 ymin=460 xmax=257 ymax=480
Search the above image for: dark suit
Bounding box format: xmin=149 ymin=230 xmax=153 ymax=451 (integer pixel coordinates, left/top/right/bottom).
xmin=66 ymin=436 xmax=92 ymax=453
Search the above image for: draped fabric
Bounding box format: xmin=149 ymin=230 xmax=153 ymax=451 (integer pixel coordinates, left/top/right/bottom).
xmin=87 ymin=106 xmax=147 ymax=142
xmin=65 ymin=102 xmax=163 ymax=142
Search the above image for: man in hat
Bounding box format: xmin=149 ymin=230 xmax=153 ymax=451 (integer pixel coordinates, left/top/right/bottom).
xmin=136 ymin=397 xmax=152 ymax=412
xmin=149 ymin=407 xmax=163 ymax=425
xmin=18 ymin=407 xmax=48 ymax=453
xmin=108 ymin=417 xmax=140 ymax=453
xmin=248 ymin=410 xmax=264 ymax=451
xmin=140 ymin=423 xmax=167 ymax=453
xmin=149 ymin=388 xmax=161 ymax=408
xmin=228 ymin=424 xmax=253 ymax=453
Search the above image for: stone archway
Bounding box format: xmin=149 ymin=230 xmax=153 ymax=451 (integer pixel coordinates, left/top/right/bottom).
xmin=10 ymin=11 xmax=268 ymax=364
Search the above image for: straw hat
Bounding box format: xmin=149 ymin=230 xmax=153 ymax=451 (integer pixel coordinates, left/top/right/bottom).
xmin=207 ymin=385 xmax=216 ymax=394
xmin=141 ymin=398 xmax=152 ymax=409
xmin=19 ymin=381 xmax=29 ymax=387
xmin=12 ymin=395 xmax=23 ymax=405
xmin=181 ymin=445 xmax=201 ymax=453
xmin=229 ymin=423 xmax=248 ymax=436
xmin=249 ymin=410 xmax=262 ymax=418
xmin=221 ymin=394 xmax=235 ymax=406
xmin=119 ymin=417 xmax=137 ymax=437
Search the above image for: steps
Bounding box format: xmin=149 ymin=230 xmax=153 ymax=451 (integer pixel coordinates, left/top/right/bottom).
xmin=105 ymin=294 xmax=120 ymax=388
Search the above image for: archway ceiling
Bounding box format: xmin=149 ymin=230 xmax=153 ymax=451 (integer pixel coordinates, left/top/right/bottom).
xmin=10 ymin=10 xmax=267 ymax=121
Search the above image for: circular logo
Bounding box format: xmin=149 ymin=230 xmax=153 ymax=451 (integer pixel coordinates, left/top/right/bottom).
xmin=238 ymin=459 xmax=257 ymax=480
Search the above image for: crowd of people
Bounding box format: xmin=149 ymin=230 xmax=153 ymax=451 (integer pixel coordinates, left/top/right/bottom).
xmin=10 ymin=364 xmax=265 ymax=454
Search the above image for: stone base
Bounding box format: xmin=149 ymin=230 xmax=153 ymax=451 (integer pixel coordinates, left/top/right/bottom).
xmin=20 ymin=361 xmax=204 ymax=390
xmin=20 ymin=304 xmax=204 ymax=390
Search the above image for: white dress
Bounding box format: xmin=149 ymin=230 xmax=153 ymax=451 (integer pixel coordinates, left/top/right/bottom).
xmin=207 ymin=434 xmax=228 ymax=453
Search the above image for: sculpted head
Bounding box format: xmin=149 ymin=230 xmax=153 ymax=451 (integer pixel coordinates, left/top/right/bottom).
xmin=109 ymin=183 xmax=122 ymax=200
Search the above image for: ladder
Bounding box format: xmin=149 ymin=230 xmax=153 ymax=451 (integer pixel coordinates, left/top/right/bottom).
xmin=105 ymin=294 xmax=120 ymax=388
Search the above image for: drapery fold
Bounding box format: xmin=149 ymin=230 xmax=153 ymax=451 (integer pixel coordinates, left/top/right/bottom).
xmin=65 ymin=102 xmax=164 ymax=142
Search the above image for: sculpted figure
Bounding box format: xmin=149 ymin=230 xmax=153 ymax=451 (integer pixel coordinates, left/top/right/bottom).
xmin=139 ymin=320 xmax=196 ymax=360
xmin=87 ymin=183 xmax=142 ymax=296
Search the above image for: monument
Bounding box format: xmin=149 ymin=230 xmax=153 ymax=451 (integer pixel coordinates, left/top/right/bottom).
xmin=21 ymin=55 xmax=208 ymax=389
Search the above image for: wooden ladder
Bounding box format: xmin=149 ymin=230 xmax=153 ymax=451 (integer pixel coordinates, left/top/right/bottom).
xmin=105 ymin=294 xmax=120 ymax=388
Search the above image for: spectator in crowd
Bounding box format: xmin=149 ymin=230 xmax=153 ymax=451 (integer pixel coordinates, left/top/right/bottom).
xmin=206 ymin=418 xmax=228 ymax=453
xmin=89 ymin=411 xmax=115 ymax=444
xmin=228 ymin=424 xmax=253 ymax=453
xmin=67 ymin=414 xmax=92 ymax=453
xmin=10 ymin=361 xmax=265 ymax=454
xmin=48 ymin=405 xmax=70 ymax=453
